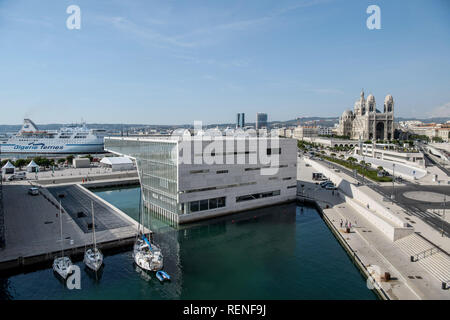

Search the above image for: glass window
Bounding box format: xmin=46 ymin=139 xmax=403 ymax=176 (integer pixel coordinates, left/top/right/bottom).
xmin=190 ymin=201 xmax=199 ymax=212
xmin=200 ymin=199 xmax=209 ymax=211
xmin=217 ymin=197 xmax=226 ymax=208
xmin=209 ymin=198 xmax=218 ymax=209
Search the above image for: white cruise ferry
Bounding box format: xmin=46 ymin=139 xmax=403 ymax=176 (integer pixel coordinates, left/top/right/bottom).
xmin=0 ymin=119 xmax=106 ymax=154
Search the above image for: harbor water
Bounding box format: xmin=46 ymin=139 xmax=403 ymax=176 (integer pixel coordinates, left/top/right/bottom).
xmin=0 ymin=186 xmax=377 ymax=300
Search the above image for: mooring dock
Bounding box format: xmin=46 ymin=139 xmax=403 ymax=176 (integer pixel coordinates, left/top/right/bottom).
xmin=0 ymin=183 xmax=147 ymax=273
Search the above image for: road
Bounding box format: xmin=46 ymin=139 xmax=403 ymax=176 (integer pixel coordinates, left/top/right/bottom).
xmin=315 ymin=157 xmax=450 ymax=237
xmin=419 ymin=143 xmax=450 ymax=176
xmin=424 ymin=152 xmax=450 ymax=176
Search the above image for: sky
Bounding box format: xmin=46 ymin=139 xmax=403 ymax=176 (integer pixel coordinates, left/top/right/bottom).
xmin=0 ymin=0 xmax=449 ymax=125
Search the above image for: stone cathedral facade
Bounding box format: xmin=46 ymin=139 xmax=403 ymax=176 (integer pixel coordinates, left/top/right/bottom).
xmin=337 ymin=90 xmax=394 ymax=141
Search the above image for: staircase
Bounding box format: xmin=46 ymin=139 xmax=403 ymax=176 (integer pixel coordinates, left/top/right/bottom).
xmin=396 ymin=233 xmax=450 ymax=284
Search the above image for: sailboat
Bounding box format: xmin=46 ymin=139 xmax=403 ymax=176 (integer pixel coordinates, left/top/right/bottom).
xmin=133 ymin=180 xmax=163 ymax=272
xmin=133 ymin=234 xmax=163 ymax=272
xmin=84 ymin=201 xmax=103 ymax=272
xmin=53 ymin=201 xmax=73 ymax=280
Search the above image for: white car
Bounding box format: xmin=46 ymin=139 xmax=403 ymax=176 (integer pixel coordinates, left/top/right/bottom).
xmin=7 ymin=172 xmax=26 ymax=181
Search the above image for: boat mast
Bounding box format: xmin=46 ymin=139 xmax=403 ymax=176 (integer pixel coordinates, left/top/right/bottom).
xmin=139 ymin=166 xmax=144 ymax=235
xmin=91 ymin=201 xmax=96 ymax=251
xmin=59 ymin=201 xmax=64 ymax=258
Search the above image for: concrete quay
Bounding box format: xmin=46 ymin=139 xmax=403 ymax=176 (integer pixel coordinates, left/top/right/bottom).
xmin=32 ymin=170 xmax=138 ymax=186
xmin=0 ymin=183 xmax=146 ymax=274
xmin=298 ymin=157 xmax=450 ymax=300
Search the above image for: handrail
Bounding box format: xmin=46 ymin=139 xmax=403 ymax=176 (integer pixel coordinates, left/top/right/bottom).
xmin=412 ymin=247 xmax=440 ymax=262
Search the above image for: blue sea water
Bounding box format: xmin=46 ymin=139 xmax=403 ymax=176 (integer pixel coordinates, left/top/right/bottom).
xmin=0 ymin=186 xmax=376 ymax=300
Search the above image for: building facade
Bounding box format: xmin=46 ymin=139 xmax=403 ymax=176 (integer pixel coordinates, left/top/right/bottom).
xmin=293 ymin=126 xmax=318 ymax=140
xmin=236 ymin=113 xmax=245 ymax=128
xmin=337 ymin=90 xmax=395 ymax=141
xmin=105 ymin=136 xmax=297 ymax=224
xmin=256 ymin=113 xmax=268 ymax=130
xmin=317 ymin=126 xmax=333 ymax=136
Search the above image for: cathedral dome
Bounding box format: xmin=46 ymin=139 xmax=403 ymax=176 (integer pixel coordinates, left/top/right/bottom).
xmin=385 ymin=94 xmax=393 ymax=102
xmin=367 ymin=94 xmax=375 ymax=102
xmin=342 ymin=110 xmax=353 ymax=119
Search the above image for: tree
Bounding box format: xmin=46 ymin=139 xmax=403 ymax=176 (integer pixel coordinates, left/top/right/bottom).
xmin=57 ymin=158 xmax=66 ymax=164
xmin=347 ymin=157 xmax=357 ymax=164
xmin=14 ymin=159 xmax=29 ymax=170
xmin=377 ymin=166 xmax=384 ymax=171
xmin=331 ymin=153 xmax=336 ymax=157
xmin=33 ymin=157 xmax=52 ymax=168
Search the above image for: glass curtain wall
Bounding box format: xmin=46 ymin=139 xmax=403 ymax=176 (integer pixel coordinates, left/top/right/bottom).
xmin=105 ymin=138 xmax=179 ymax=215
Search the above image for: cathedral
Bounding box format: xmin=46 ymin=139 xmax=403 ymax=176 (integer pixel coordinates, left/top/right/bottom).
xmin=337 ymin=90 xmax=395 ymax=141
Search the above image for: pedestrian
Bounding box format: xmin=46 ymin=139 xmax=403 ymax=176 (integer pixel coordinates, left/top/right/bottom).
xmin=349 ymin=222 xmax=352 ymax=228
xmin=340 ymin=219 xmax=343 ymax=228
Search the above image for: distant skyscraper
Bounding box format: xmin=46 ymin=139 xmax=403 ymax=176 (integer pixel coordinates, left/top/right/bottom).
xmin=256 ymin=113 xmax=268 ymax=130
xmin=236 ymin=113 xmax=245 ymax=128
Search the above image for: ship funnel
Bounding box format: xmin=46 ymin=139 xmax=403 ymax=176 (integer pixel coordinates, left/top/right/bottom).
xmin=21 ymin=119 xmax=39 ymax=132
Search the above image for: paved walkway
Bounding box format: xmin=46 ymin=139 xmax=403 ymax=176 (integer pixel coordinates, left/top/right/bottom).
xmin=0 ymin=184 xmax=142 ymax=266
xmin=297 ymin=157 xmax=450 ymax=300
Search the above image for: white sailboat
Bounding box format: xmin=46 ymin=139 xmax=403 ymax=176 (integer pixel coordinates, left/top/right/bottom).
xmin=84 ymin=201 xmax=103 ymax=272
xmin=53 ymin=201 xmax=73 ymax=280
xmin=133 ymin=235 xmax=163 ymax=272
xmin=133 ymin=179 xmax=163 ymax=272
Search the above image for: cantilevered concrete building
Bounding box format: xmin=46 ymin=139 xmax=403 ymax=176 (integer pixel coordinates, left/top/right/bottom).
xmin=105 ymin=136 xmax=297 ymax=224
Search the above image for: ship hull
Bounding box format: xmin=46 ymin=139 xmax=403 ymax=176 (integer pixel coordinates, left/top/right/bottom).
xmin=1 ymin=141 xmax=104 ymax=154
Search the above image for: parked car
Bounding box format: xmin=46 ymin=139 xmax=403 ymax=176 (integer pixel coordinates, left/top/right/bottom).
xmin=28 ymin=187 xmax=39 ymax=196
xmin=7 ymin=172 xmax=26 ymax=181
xmin=319 ymin=180 xmax=332 ymax=187
xmin=321 ymin=182 xmax=335 ymax=189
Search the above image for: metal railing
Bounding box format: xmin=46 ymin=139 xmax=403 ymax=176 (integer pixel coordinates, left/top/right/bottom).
xmin=411 ymin=247 xmax=440 ymax=262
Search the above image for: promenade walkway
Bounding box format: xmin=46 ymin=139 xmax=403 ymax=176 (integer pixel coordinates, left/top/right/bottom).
xmin=298 ymin=157 xmax=450 ymax=299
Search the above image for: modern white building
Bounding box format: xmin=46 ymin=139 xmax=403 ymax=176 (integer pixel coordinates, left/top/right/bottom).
xmin=354 ymin=143 xmax=425 ymax=168
xmin=104 ymin=136 xmax=298 ymax=224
